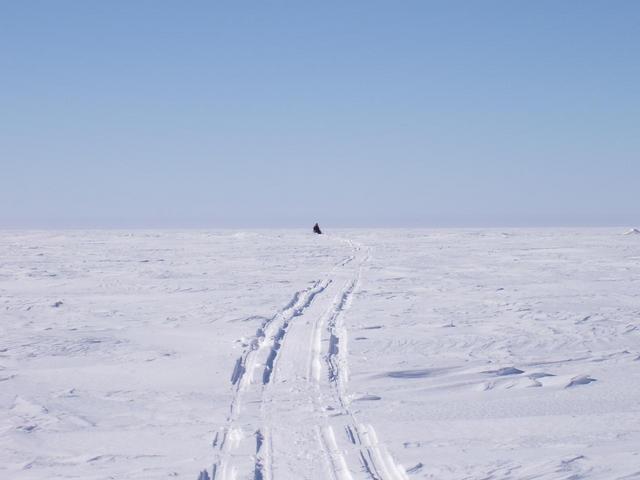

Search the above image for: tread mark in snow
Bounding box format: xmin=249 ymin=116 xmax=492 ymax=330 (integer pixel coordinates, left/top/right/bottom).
xmin=345 ymin=425 xmax=356 ymax=444
xmin=203 ymin=238 xmax=408 ymax=480
xmin=208 ymin=279 xmax=330 ymax=478
xmin=230 ymin=357 xmax=245 ymax=385
xmin=197 ymin=470 xmax=211 ymax=480
xmin=359 ymin=451 xmax=381 ymax=480
xmin=317 ymin=243 xmax=409 ymax=480
xmin=254 ymin=430 xmax=266 ymax=480
xmin=262 ymin=281 xmax=330 ymax=385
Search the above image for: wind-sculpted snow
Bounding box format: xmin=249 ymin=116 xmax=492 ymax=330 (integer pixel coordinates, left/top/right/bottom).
xmin=1 ymin=229 xmax=640 ymax=479
xmin=342 ymin=228 xmax=640 ymax=479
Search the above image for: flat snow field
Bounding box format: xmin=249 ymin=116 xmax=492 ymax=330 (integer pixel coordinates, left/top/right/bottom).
xmin=2 ymin=229 xmax=640 ymax=480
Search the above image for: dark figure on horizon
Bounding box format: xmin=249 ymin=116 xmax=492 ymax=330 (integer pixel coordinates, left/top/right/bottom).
xmin=313 ymin=223 xmax=322 ymax=234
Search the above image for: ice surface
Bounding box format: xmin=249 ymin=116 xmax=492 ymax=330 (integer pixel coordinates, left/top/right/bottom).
xmin=1 ymin=229 xmax=640 ymax=479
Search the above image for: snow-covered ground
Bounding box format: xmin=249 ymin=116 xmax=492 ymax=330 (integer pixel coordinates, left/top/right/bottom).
xmin=2 ymin=229 xmax=640 ymax=480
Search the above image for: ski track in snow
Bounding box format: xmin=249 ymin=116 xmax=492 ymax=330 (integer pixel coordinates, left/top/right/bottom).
xmin=204 ymin=239 xmax=407 ymax=480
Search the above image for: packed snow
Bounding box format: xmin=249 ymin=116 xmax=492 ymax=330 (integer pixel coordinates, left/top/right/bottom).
xmin=1 ymin=229 xmax=640 ymax=480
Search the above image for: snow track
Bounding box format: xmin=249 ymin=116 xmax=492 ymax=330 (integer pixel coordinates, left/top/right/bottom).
xmin=202 ymin=238 xmax=407 ymax=480
xmin=313 ymin=248 xmax=409 ymax=480
xmin=209 ymin=279 xmax=331 ymax=479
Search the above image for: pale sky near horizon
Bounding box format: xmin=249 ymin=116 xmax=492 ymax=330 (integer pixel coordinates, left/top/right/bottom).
xmin=1 ymin=1 xmax=639 ymax=228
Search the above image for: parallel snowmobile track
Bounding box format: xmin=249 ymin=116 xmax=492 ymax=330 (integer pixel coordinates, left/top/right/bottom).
xmin=199 ymin=239 xmax=407 ymax=480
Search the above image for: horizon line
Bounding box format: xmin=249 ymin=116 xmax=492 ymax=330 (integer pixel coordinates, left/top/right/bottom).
xmin=0 ymin=224 xmax=638 ymax=231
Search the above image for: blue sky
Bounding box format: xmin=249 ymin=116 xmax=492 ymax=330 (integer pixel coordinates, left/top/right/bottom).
xmin=1 ymin=1 xmax=639 ymax=227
